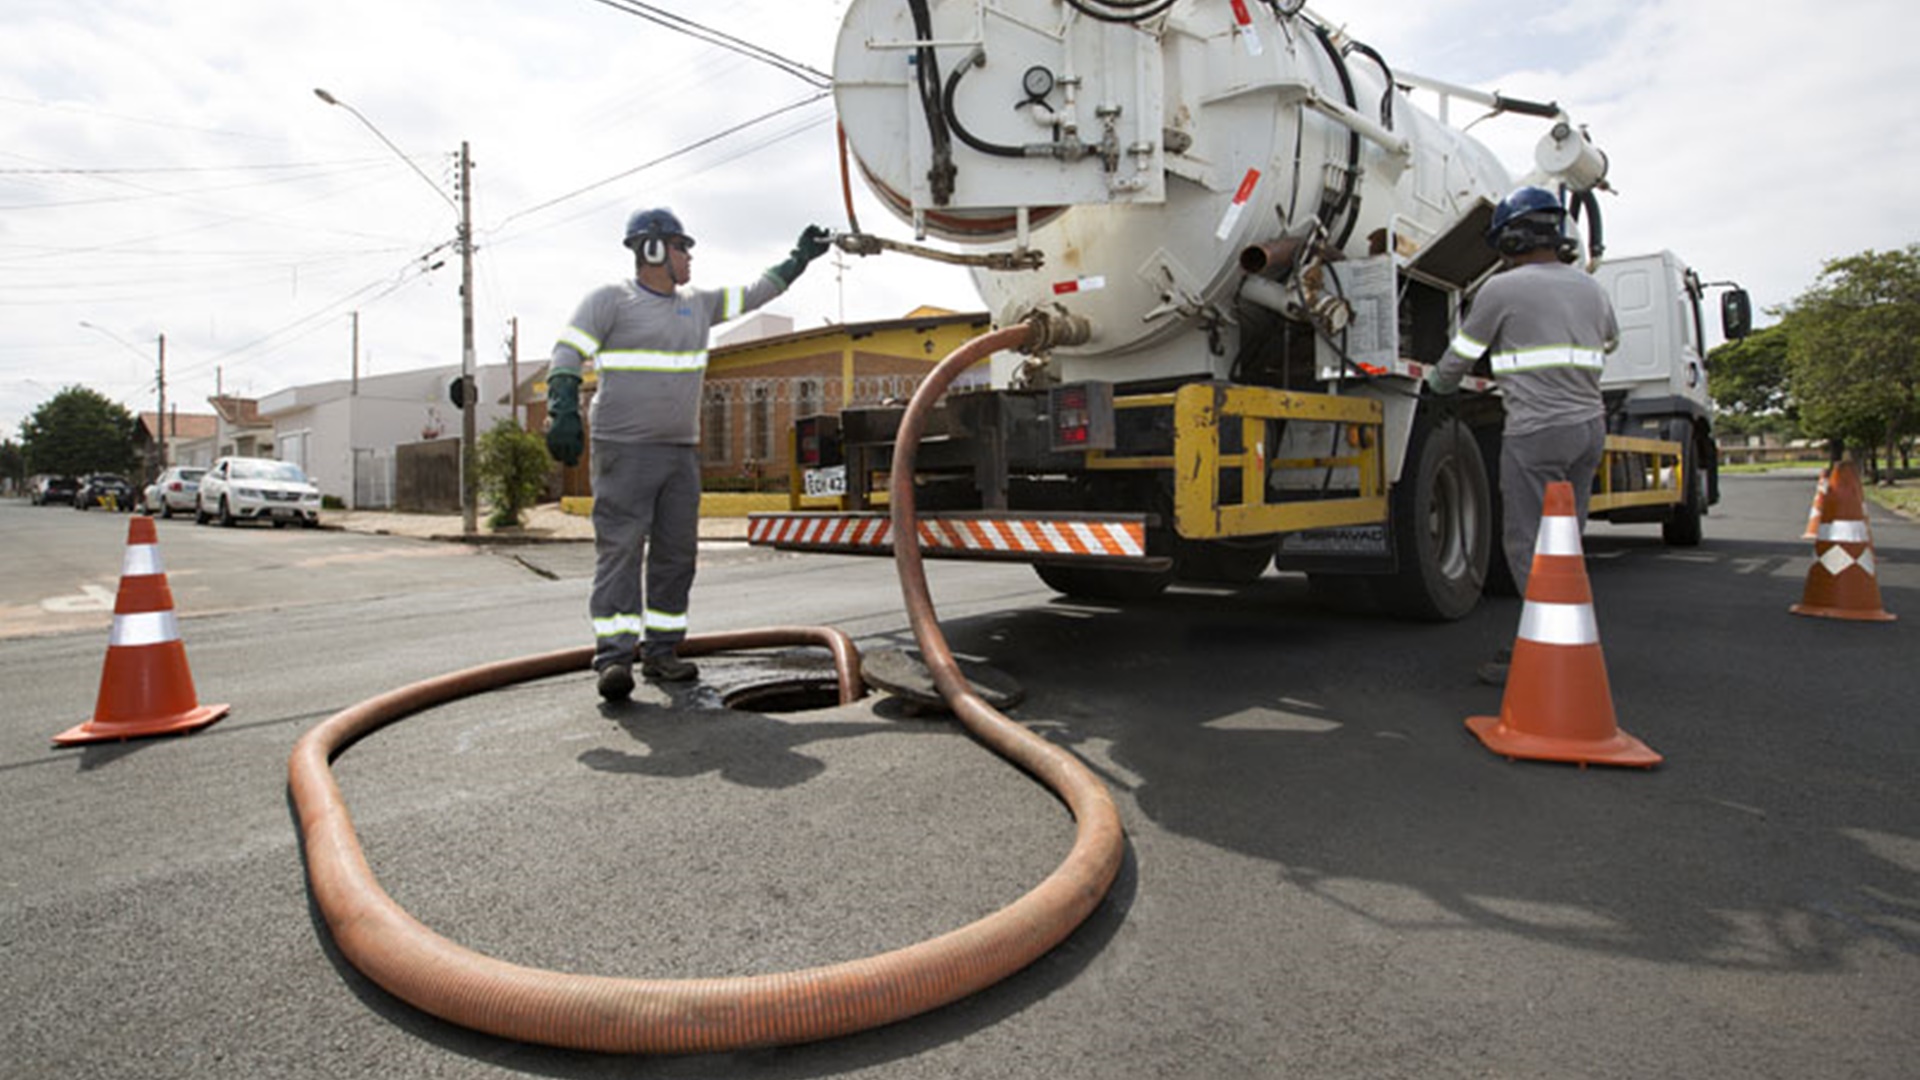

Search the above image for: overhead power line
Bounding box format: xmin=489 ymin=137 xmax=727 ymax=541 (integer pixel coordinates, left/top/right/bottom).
xmin=581 ymin=0 xmax=831 ymax=88
xmin=495 ymin=91 xmax=831 ymax=229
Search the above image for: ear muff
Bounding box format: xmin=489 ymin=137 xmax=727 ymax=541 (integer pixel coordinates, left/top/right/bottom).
xmin=641 ymin=236 xmax=667 ymax=265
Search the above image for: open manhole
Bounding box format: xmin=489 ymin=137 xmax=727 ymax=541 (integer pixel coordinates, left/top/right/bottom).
xmin=698 ymin=649 xmax=852 ymax=714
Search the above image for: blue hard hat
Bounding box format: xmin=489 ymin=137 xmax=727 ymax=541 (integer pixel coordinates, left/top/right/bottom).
xmin=1486 ymin=186 xmax=1566 ymax=247
xmin=623 ymin=207 xmax=692 ymax=252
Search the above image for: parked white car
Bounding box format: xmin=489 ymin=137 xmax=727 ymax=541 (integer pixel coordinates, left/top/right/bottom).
xmin=140 ymin=465 xmax=207 ymax=518
xmin=195 ymin=456 xmax=322 ymax=528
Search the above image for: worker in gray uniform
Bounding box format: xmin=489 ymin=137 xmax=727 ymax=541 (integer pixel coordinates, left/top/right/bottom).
xmin=1425 ymin=185 xmax=1618 ymax=685
xmin=546 ymin=207 xmax=831 ymax=700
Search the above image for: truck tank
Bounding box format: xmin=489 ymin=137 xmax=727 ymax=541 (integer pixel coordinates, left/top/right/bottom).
xmin=833 ymin=0 xmax=1568 ymax=386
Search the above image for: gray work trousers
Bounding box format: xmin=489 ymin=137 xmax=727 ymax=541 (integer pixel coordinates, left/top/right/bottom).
xmin=1500 ymin=417 xmax=1606 ymax=596
xmin=588 ymin=440 xmax=700 ymax=672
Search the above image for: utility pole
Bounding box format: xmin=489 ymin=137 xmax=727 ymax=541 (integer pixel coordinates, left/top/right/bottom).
xmin=156 ymin=333 xmax=167 ymax=474
xmin=458 ymin=140 xmax=477 ymax=537
xmin=350 ymin=311 xmax=360 ymax=396
xmin=507 ymin=316 xmax=520 ymax=428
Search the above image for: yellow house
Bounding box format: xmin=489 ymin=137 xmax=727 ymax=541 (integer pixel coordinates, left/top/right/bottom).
xmin=541 ymin=307 xmax=993 ymax=497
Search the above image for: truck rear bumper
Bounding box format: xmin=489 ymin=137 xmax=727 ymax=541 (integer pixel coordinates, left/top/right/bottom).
xmin=746 ymin=511 xmax=1165 ymax=568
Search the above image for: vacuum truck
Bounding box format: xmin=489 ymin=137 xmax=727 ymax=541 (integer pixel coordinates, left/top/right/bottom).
xmin=747 ymin=0 xmax=1751 ymax=619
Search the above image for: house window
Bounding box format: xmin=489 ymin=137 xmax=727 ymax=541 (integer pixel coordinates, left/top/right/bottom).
xmin=750 ymin=385 xmax=774 ymax=461
xmin=704 ymin=388 xmax=729 ymax=463
xmin=796 ymin=378 xmax=822 ymax=421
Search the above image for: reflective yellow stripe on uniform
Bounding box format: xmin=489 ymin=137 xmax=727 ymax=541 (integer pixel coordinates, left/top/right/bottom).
xmin=593 ymin=613 xmax=644 ymax=638
xmin=722 ymin=286 xmax=746 ymax=322
xmin=597 ymin=348 xmax=709 ymax=373
xmin=1448 ymin=330 xmax=1490 ymax=363
xmin=558 ymin=325 xmax=601 ymax=357
xmin=1488 ymin=346 xmax=1607 ymax=374
xmin=644 ymin=608 xmax=689 ymax=633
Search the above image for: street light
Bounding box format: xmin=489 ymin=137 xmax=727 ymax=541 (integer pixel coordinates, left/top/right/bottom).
xmin=80 ymin=321 xmax=165 ymax=476
xmin=314 ymin=87 xmax=478 ymax=536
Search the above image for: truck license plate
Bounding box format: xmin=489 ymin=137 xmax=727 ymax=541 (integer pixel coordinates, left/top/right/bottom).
xmin=803 ymin=466 xmax=846 ymax=498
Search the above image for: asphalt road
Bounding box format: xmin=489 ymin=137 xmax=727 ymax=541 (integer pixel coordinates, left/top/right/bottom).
xmin=1 ymin=474 xmax=1915 ymax=1079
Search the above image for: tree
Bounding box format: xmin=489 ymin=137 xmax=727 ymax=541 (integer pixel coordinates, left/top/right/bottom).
xmin=475 ymin=419 xmax=552 ymax=529
xmin=18 ymin=386 xmax=138 ymax=478
xmin=1783 ymin=244 xmax=1920 ymax=481
xmin=0 ymin=439 xmax=24 ymax=493
xmin=1708 ymin=322 xmax=1793 ymax=424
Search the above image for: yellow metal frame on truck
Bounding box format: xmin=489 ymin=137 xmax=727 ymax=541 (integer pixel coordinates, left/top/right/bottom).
xmin=1591 ymin=433 xmax=1686 ymax=512
xmin=1169 ymin=383 xmax=1387 ymax=540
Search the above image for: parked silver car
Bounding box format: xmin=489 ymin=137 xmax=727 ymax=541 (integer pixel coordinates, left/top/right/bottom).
xmin=195 ymin=456 xmax=322 ymax=528
xmin=140 ymin=465 xmax=207 ymax=518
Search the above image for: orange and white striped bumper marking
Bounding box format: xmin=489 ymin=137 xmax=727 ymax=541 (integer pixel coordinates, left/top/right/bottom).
xmin=748 ymin=513 xmax=1148 ymax=561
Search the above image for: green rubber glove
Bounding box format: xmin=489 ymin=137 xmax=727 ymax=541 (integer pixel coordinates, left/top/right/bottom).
xmin=545 ymin=371 xmax=583 ymax=466
xmin=770 ymin=225 xmax=832 ymax=287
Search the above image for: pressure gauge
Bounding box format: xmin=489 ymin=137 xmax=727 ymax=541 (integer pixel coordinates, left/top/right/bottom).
xmin=1022 ymin=65 xmax=1055 ymax=102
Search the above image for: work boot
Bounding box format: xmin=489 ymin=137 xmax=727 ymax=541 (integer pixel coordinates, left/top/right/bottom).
xmin=641 ymin=649 xmax=698 ymax=683
xmin=596 ymin=662 xmax=634 ymax=701
xmin=1475 ymin=644 xmax=1514 ymax=687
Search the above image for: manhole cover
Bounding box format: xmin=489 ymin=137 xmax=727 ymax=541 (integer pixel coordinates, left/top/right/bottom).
xmin=861 ymin=648 xmax=1023 ymax=713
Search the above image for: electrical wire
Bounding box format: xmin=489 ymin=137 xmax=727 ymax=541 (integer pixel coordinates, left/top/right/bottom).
xmin=580 ymin=0 xmax=830 ymax=88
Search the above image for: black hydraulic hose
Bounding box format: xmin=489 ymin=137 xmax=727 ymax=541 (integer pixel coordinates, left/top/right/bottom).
xmin=944 ymin=49 xmax=1028 ymax=159
xmin=1341 ymin=40 xmax=1396 ymax=130
xmin=1574 ymin=188 xmax=1606 ymax=261
xmin=907 ymin=0 xmax=957 ymax=204
xmin=1064 ymin=0 xmax=1179 ymax=23
xmin=1308 ymin=21 xmax=1363 ymax=249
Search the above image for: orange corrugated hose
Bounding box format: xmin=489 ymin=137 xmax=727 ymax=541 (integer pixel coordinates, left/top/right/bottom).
xmin=288 ymin=323 xmax=1126 ymax=1053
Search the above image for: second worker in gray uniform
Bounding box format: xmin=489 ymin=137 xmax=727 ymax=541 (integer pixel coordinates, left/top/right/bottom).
xmin=1426 ymin=185 xmax=1618 ymax=685
xmin=546 ymin=208 xmax=830 ymax=700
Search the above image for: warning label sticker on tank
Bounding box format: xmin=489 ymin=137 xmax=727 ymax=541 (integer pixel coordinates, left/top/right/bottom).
xmin=1215 ymin=168 xmax=1262 ymax=240
xmin=1052 ymin=276 xmax=1107 ymax=296
xmin=1231 ymin=0 xmax=1263 ymax=56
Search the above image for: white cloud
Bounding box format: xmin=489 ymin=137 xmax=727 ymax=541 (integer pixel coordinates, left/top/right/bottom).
xmin=4 ymin=0 xmax=1917 ymax=442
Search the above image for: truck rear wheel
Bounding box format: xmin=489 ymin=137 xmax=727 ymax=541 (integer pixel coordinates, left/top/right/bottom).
xmin=1375 ymin=413 xmax=1491 ymax=621
xmin=1661 ymin=436 xmax=1707 ymax=546
xmin=1034 ymin=562 xmax=1174 ymax=601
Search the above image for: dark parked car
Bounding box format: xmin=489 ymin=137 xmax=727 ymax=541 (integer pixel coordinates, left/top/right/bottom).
xmin=73 ymin=473 xmax=135 ymax=511
xmin=31 ymin=476 xmax=79 ymax=506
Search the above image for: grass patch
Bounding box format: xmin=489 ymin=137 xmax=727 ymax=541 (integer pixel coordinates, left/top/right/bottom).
xmin=1868 ymin=477 xmax=1920 ymax=521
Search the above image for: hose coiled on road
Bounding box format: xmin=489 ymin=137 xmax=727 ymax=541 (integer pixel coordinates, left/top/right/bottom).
xmin=288 ymin=323 xmax=1125 ymax=1053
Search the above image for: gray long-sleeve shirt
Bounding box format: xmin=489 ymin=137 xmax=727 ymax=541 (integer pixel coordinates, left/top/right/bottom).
xmin=550 ymin=273 xmax=786 ymax=444
xmin=1429 ymin=261 xmax=1618 ymax=437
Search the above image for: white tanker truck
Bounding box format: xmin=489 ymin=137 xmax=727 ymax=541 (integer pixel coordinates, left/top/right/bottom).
xmin=747 ymin=0 xmax=1751 ymax=619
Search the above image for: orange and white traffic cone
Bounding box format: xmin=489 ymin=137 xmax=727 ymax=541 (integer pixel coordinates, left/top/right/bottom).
xmin=1465 ymin=481 xmax=1661 ymax=768
xmin=1791 ymin=460 xmax=1895 ymax=622
xmin=1801 ymin=467 xmax=1829 ymax=540
xmin=53 ymin=517 xmax=230 ymax=746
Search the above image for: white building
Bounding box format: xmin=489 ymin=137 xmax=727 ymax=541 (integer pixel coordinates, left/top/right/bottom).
xmin=256 ymin=361 xmax=524 ymax=509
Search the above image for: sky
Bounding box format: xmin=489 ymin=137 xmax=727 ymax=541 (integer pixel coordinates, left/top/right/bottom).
xmin=3 ymin=0 xmax=1916 ymax=444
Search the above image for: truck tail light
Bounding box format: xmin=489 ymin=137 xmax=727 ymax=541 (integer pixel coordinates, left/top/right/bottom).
xmin=795 ymin=414 xmax=842 ymax=468
xmin=1048 ymin=381 xmax=1115 ymax=452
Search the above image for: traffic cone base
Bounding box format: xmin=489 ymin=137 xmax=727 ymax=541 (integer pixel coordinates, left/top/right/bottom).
xmin=53 ymin=517 xmax=230 ymax=747
xmin=1466 ymin=641 xmax=1660 ymax=767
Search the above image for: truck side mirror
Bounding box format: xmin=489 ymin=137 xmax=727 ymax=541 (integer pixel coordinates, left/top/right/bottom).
xmin=1720 ymin=289 xmax=1752 ymax=340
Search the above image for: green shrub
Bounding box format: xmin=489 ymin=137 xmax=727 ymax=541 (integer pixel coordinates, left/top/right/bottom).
xmin=477 ymin=420 xmax=552 ymax=529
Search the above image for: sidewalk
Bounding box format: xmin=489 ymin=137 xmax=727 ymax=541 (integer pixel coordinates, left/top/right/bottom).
xmin=323 ymin=502 xmax=749 ymax=543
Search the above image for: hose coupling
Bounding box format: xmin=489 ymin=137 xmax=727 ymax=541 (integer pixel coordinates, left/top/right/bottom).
xmin=1016 ymin=305 xmax=1092 ymax=355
